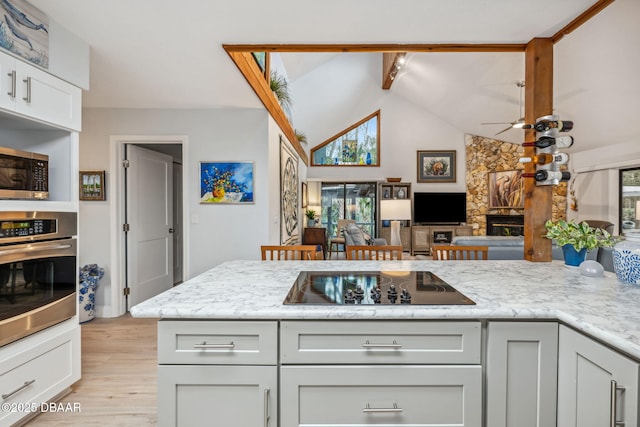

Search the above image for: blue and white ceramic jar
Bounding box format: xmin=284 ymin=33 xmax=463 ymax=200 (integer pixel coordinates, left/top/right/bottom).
xmin=613 ymin=229 xmax=640 ymax=285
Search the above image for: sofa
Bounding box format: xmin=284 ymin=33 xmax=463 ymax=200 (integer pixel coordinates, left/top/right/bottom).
xmin=450 ymin=235 xmax=613 ymax=270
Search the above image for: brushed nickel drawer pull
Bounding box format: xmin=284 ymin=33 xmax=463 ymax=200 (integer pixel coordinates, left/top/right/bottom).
xmin=22 ymin=77 xmax=31 ymax=103
xmin=362 ymin=339 xmax=403 ymax=349
xmin=610 ymin=380 xmax=626 ymax=427
xmin=193 ymin=341 xmax=235 ymax=349
xmin=363 ymin=402 xmax=403 ymax=413
xmin=2 ymin=379 xmax=36 ymax=400
xmin=264 ymin=388 xmax=270 ymax=427
xmin=7 ymin=70 xmax=16 ymax=97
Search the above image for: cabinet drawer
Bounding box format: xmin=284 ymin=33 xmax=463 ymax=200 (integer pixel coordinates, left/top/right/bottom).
xmin=281 ymin=321 xmax=481 ymax=364
xmin=0 ymin=331 xmax=77 ymax=425
xmin=281 ymin=365 xmax=482 ymax=426
xmin=158 ymin=320 xmax=278 ymax=365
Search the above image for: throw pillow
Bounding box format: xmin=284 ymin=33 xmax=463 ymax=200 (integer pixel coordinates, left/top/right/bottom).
xmin=361 ymin=229 xmax=375 ymax=245
xmin=345 ymin=223 xmax=367 ymax=245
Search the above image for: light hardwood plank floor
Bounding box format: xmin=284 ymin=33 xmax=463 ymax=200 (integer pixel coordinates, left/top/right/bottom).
xmin=26 ymin=314 xmax=158 ymax=426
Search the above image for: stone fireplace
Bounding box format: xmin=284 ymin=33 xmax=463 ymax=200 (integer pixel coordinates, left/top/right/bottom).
xmin=465 ymin=134 xmax=567 ymax=236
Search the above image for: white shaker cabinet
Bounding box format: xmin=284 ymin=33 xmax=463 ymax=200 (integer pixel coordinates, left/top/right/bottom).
xmin=281 ymin=365 xmax=482 ymax=427
xmin=158 ymin=365 xmax=277 ymax=427
xmin=157 ymin=320 xmax=278 ymax=427
xmin=0 ymin=51 xmax=81 ymax=131
xmin=486 ymin=321 xmax=558 ymax=427
xmin=557 ymin=325 xmax=639 ymax=427
xmin=0 ymin=321 xmax=80 ymax=426
xmin=280 ymin=320 xmax=482 ymax=427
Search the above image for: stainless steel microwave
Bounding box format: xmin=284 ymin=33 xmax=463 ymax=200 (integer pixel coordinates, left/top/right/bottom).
xmin=0 ymin=146 xmax=48 ymax=200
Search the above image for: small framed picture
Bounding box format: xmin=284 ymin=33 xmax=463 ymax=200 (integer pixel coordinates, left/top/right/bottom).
xmin=79 ymin=171 xmax=106 ymax=201
xmin=301 ymin=182 xmax=308 ymax=208
xmin=417 ymin=150 xmax=456 ymax=183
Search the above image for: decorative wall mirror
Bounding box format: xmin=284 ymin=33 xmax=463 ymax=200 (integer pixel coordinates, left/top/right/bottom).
xmin=310 ymin=110 xmax=380 ymax=166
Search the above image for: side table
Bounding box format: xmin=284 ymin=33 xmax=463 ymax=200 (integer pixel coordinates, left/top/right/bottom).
xmin=303 ymin=227 xmax=327 ymax=259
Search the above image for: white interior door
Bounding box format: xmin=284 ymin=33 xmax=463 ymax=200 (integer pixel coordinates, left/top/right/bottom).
xmin=126 ymin=144 xmax=174 ymax=308
xmin=172 ymin=163 xmax=183 ymax=284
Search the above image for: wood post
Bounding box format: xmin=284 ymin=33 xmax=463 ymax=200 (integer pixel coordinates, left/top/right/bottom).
xmin=524 ymin=38 xmax=554 ymax=262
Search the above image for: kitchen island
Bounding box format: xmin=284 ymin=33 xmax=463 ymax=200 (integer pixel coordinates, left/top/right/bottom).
xmin=131 ymin=260 xmax=640 ymax=427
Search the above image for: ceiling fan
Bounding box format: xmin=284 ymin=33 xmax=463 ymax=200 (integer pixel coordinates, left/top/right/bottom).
xmin=481 ymin=81 xmax=525 ymax=136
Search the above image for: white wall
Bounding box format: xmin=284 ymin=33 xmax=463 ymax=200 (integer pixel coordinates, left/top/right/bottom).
xmin=292 ymin=53 xmax=467 ymax=192
xmin=80 ymin=107 xmax=270 ymax=317
xmin=566 ymin=140 xmax=640 ymax=231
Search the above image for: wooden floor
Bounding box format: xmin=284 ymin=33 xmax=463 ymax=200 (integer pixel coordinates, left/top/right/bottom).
xmin=26 ymin=315 xmax=158 ymax=426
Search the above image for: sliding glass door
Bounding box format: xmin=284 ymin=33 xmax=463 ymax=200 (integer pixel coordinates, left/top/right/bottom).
xmin=620 ymin=168 xmax=640 ymax=232
xmin=320 ymin=182 xmax=377 ymax=240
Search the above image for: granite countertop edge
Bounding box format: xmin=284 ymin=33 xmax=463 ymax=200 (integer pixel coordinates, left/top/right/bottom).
xmin=130 ymin=259 xmax=640 ymax=360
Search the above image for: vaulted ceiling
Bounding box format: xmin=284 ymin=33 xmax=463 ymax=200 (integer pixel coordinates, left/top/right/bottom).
xmin=30 ymin=0 xmax=639 ymax=153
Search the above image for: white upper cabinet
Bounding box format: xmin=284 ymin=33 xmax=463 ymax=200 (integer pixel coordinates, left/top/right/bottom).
xmin=0 ymin=50 xmax=81 ymax=131
xmin=0 ymin=52 xmax=17 ymax=111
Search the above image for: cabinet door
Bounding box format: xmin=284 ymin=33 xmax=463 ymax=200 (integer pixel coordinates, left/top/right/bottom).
xmin=486 ymin=322 xmax=558 ymax=427
xmin=455 ymin=226 xmax=473 ymax=236
xmin=411 ymin=226 xmax=431 ymax=255
xmin=281 ymin=365 xmax=482 ymax=427
xmin=558 ymin=325 xmax=639 ymax=427
xmin=0 ymin=325 xmax=80 ymax=426
xmin=15 ymin=61 xmax=82 ymax=131
xmin=158 ymin=365 xmax=277 ymax=427
xmin=0 ymin=52 xmax=17 ymax=110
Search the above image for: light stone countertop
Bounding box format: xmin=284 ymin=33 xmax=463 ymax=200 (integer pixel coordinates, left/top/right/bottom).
xmin=130 ymin=259 xmax=640 ymax=360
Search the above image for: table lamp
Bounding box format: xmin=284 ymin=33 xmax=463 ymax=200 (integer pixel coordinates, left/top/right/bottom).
xmin=380 ymin=199 xmax=412 ymax=246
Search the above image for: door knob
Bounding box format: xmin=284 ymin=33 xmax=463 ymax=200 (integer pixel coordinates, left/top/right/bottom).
xmin=169 ymin=228 xmax=175 ymax=233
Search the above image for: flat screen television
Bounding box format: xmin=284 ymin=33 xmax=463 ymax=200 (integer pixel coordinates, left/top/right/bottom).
xmin=413 ymin=192 xmax=467 ymax=224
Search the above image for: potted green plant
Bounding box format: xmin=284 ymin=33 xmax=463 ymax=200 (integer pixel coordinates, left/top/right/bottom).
xmin=305 ymin=209 xmax=316 ymax=227
xmin=295 ymin=129 xmax=307 ymax=144
xmin=270 ymin=70 xmax=292 ymax=112
xmin=544 ymin=219 xmax=616 ymax=266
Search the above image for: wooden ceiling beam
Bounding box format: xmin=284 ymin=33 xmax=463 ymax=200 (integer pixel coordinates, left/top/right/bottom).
xmin=382 ymin=52 xmax=406 ymax=90
xmin=552 ymin=0 xmax=615 ymax=43
xmin=223 ymin=43 xmax=527 ymax=53
xmin=225 ymin=50 xmax=307 ymax=165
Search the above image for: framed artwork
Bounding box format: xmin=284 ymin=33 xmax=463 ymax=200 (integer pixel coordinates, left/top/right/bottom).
xmin=488 ymin=170 xmax=524 ymax=209
xmin=417 ymin=150 xmax=456 ymax=183
xmin=280 ymin=136 xmax=299 ymax=245
xmin=200 ymin=161 xmax=254 ymax=204
xmin=0 ymin=0 xmax=49 ymax=68
xmin=301 ymin=182 xmax=308 ymax=209
xmin=79 ymin=171 xmax=106 ymax=201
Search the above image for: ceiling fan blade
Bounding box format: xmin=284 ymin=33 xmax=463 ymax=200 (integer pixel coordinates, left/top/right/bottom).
xmin=481 ymin=122 xmax=511 ymax=125
xmin=495 ymin=125 xmax=513 ymax=136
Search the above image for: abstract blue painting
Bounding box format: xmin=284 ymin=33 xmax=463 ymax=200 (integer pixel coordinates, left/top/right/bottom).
xmin=0 ymin=0 xmax=49 ymax=68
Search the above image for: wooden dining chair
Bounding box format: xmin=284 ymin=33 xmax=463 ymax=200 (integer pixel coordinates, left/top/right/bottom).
xmin=260 ymin=245 xmax=319 ymax=261
xmin=345 ymin=245 xmax=403 ymax=260
xmin=431 ymin=245 xmax=489 ymax=261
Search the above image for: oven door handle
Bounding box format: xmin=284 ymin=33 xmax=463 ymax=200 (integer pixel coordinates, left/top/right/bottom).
xmin=0 ymin=243 xmax=73 ymax=257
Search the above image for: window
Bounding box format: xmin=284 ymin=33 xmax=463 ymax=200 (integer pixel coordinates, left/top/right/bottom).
xmin=320 ymin=182 xmax=378 ymax=238
xmin=310 ymin=111 xmax=380 ymax=166
xmin=620 ymin=167 xmax=640 ymax=232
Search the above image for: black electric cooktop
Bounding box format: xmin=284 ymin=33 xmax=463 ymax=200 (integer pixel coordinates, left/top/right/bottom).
xmin=283 ymin=271 xmax=475 ymax=305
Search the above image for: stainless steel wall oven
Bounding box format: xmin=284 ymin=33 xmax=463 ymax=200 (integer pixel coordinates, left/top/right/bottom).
xmin=0 ymin=211 xmax=77 ymax=347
